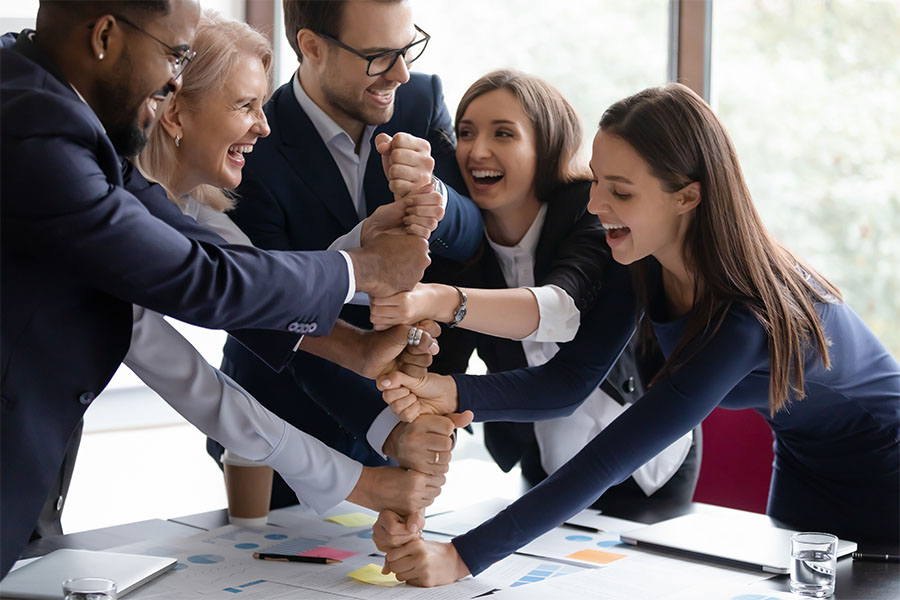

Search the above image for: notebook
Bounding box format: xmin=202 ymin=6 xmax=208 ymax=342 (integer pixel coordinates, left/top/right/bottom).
xmin=0 ymin=549 xmax=175 ymax=599
xmin=619 ymin=512 xmax=857 ymax=574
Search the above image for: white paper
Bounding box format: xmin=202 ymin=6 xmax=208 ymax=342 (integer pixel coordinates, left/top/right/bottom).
xmin=423 ymin=498 xmax=515 ymax=536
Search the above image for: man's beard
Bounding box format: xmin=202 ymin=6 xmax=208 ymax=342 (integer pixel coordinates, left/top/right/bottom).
xmin=90 ymin=51 xmax=152 ymax=157
xmin=321 ymin=65 xmax=394 ymax=128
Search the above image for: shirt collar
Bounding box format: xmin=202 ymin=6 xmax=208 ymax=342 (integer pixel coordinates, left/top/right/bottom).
xmin=292 ymin=70 xmax=376 ymax=151
xmin=486 ymin=202 xmax=548 ymax=260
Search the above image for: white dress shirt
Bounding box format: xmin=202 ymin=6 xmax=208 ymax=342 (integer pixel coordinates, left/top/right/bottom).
xmin=488 ymin=204 xmax=691 ymax=496
xmin=121 ymin=198 xmax=364 ymax=513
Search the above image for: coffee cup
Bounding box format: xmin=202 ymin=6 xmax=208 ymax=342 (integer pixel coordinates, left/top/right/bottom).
xmin=221 ymin=449 xmax=273 ymax=527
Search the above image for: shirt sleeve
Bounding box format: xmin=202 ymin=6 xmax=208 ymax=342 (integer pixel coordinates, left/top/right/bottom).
xmin=338 ymin=250 xmax=357 ymax=304
xmin=451 ymin=305 xmax=770 ymax=575
xmin=519 ymin=285 xmax=580 ymax=343
xmin=329 ymin=223 xmax=363 ymax=252
xmin=124 ymin=306 xmax=360 ymax=513
xmin=367 ymin=407 xmax=402 ymax=458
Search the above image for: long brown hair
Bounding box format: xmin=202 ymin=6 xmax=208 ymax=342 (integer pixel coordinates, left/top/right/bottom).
xmin=600 ymin=83 xmax=840 ymax=414
xmin=455 ymin=69 xmax=590 ymax=200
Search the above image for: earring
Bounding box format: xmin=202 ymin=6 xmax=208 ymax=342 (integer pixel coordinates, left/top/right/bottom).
xmin=174 ymin=136 xmax=180 ymax=147
xmin=98 ymin=52 xmax=104 ymax=60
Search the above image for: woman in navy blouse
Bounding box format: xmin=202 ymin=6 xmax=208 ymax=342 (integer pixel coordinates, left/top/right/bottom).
xmin=373 ymin=83 xmax=900 ymax=587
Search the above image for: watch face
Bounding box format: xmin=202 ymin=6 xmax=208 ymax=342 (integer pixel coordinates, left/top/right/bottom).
xmin=455 ymin=305 xmax=467 ymax=324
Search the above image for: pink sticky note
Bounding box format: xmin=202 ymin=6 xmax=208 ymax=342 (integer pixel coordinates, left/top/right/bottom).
xmin=299 ymin=546 xmax=358 ymax=561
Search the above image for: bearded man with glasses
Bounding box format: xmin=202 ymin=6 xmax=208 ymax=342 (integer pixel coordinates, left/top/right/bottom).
xmin=211 ymin=0 xmax=484 ymax=515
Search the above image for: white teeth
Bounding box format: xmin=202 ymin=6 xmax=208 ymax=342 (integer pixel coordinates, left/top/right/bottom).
xmin=602 ymin=223 xmax=627 ymax=229
xmin=471 ymin=169 xmax=503 ymax=178
xmin=228 ymin=144 xmax=253 ymax=154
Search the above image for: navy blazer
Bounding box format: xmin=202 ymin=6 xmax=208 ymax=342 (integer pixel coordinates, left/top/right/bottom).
xmin=0 ymin=33 xmax=347 ymax=576
xmin=215 ymin=74 xmax=484 ymax=488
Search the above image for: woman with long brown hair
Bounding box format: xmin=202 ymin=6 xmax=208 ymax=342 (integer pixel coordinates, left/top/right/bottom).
xmin=373 ymin=82 xmax=900 ymax=587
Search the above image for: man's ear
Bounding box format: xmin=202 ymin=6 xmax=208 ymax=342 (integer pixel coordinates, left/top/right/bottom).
xmin=675 ymin=181 xmax=701 ymax=215
xmin=159 ymin=97 xmax=183 ymax=141
xmin=297 ymin=28 xmax=325 ymax=66
xmin=88 ymin=14 xmax=123 ymax=62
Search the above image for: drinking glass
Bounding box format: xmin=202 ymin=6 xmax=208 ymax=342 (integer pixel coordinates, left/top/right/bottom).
xmin=62 ymin=577 xmax=117 ymax=600
xmin=790 ymin=532 xmax=837 ymax=597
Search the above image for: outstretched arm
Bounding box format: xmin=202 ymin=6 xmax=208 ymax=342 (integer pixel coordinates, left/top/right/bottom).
xmin=125 ymin=307 xmax=447 ymax=516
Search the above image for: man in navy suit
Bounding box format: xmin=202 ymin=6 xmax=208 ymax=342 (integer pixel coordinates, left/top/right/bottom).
xmin=213 ymin=0 xmax=484 ymax=507
xmin=0 ymin=0 xmax=432 ymax=577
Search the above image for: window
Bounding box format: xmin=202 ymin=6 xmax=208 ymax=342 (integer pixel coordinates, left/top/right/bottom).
xmin=711 ymin=0 xmax=900 ymax=357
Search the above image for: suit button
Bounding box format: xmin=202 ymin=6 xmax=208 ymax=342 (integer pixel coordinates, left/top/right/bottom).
xmin=622 ymin=377 xmax=636 ymax=394
xmin=78 ymin=392 xmax=95 ymax=405
xmin=56 ymin=495 xmax=64 ymax=511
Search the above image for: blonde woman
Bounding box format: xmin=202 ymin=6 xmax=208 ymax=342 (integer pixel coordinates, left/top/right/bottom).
xmin=128 ymin=12 xmax=457 ymax=518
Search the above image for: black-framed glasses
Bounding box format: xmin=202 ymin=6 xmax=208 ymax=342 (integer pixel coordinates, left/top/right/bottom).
xmin=317 ymin=25 xmax=430 ymax=77
xmin=110 ymin=14 xmax=196 ymax=79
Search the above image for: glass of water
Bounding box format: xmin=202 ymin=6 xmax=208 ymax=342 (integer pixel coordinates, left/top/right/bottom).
xmin=790 ymin=532 xmax=838 ymax=597
xmin=62 ymin=577 xmax=117 ymax=600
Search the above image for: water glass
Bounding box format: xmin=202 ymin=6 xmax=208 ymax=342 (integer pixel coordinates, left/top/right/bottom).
xmin=790 ymin=532 xmax=837 ymax=597
xmin=62 ymin=577 xmax=118 ymax=600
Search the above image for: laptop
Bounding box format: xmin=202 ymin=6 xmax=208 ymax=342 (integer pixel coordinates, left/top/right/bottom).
xmin=619 ymin=512 xmax=857 ymax=574
xmin=0 ymin=549 xmax=175 ymax=599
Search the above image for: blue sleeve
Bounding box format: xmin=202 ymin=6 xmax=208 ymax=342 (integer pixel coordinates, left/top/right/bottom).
xmin=453 ymin=263 xmax=638 ymax=421
xmin=451 ymin=306 xmax=770 ymax=575
xmin=1 ymin=89 xmax=348 ymax=336
xmin=424 ymin=74 xmax=483 ymax=262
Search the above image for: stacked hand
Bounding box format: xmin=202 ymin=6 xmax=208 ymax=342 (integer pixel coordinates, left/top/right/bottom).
xmin=375 ymin=132 xmax=445 ymax=240
xmin=355 ymin=320 xmax=440 ymax=381
xmin=370 ymin=282 xmax=443 ymax=331
xmin=373 ymin=510 xmax=470 ymax=587
xmin=378 ymin=370 xmax=459 ymax=422
xmin=348 ymin=233 xmax=429 ymax=298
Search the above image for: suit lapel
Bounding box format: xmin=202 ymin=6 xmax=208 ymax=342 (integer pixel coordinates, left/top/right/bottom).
xmin=272 ymin=86 xmax=359 ymax=231
xmin=534 ymin=194 xmax=578 ymax=283
xmin=363 ymin=123 xmax=394 ymax=216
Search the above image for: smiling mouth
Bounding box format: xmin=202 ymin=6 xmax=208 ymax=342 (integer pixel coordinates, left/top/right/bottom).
xmin=471 ymin=169 xmax=504 ymax=185
xmin=603 ymin=222 xmax=631 ymax=239
xmin=227 ymin=144 xmax=254 ymax=162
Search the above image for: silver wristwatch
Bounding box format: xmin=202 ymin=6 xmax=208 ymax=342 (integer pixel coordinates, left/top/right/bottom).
xmin=447 ymin=286 xmax=467 ymax=328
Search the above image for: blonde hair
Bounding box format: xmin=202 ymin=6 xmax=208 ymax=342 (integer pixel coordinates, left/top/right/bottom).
xmin=136 ymin=10 xmax=274 ymax=211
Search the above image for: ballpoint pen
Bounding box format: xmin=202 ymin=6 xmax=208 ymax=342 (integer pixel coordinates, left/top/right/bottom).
xmin=253 ymin=552 xmax=340 ymax=564
xmin=851 ymin=552 xmax=900 ymax=563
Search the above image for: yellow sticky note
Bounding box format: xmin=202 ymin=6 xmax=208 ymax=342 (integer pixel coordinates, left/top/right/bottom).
xmin=566 ymin=549 xmax=628 ymax=565
xmin=348 ymin=563 xmax=402 ymax=587
xmin=325 ymin=512 xmax=377 ymax=527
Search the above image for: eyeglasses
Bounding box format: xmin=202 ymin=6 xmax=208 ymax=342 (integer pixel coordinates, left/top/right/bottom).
xmin=317 ymin=25 xmax=430 ymax=77
xmin=112 ymin=14 xmax=196 ymax=79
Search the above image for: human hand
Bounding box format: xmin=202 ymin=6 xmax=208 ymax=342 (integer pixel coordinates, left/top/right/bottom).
xmin=370 ymin=283 xmax=455 ymax=331
xmin=372 ymin=509 xmax=425 ymax=552
xmin=375 ymin=132 xmax=435 ymax=199
xmin=357 ymin=320 xmax=440 ymax=380
xmin=401 ymin=184 xmax=444 ymax=239
xmin=347 ymin=467 xmax=445 ymax=515
xmin=360 ymin=201 xmax=407 ymax=246
xmin=383 ymin=412 xmax=474 ymax=476
xmin=378 ymin=371 xmax=459 ymax=422
xmin=348 ymin=233 xmax=429 ymax=298
xmin=383 ymin=538 xmax=471 ymax=587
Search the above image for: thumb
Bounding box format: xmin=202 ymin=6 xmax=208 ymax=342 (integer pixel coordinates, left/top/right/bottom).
xmin=448 ymin=410 xmax=474 ymax=429
xmin=375 ymin=132 xmax=393 ymax=154
xmin=406 ymin=511 xmax=425 ymax=535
